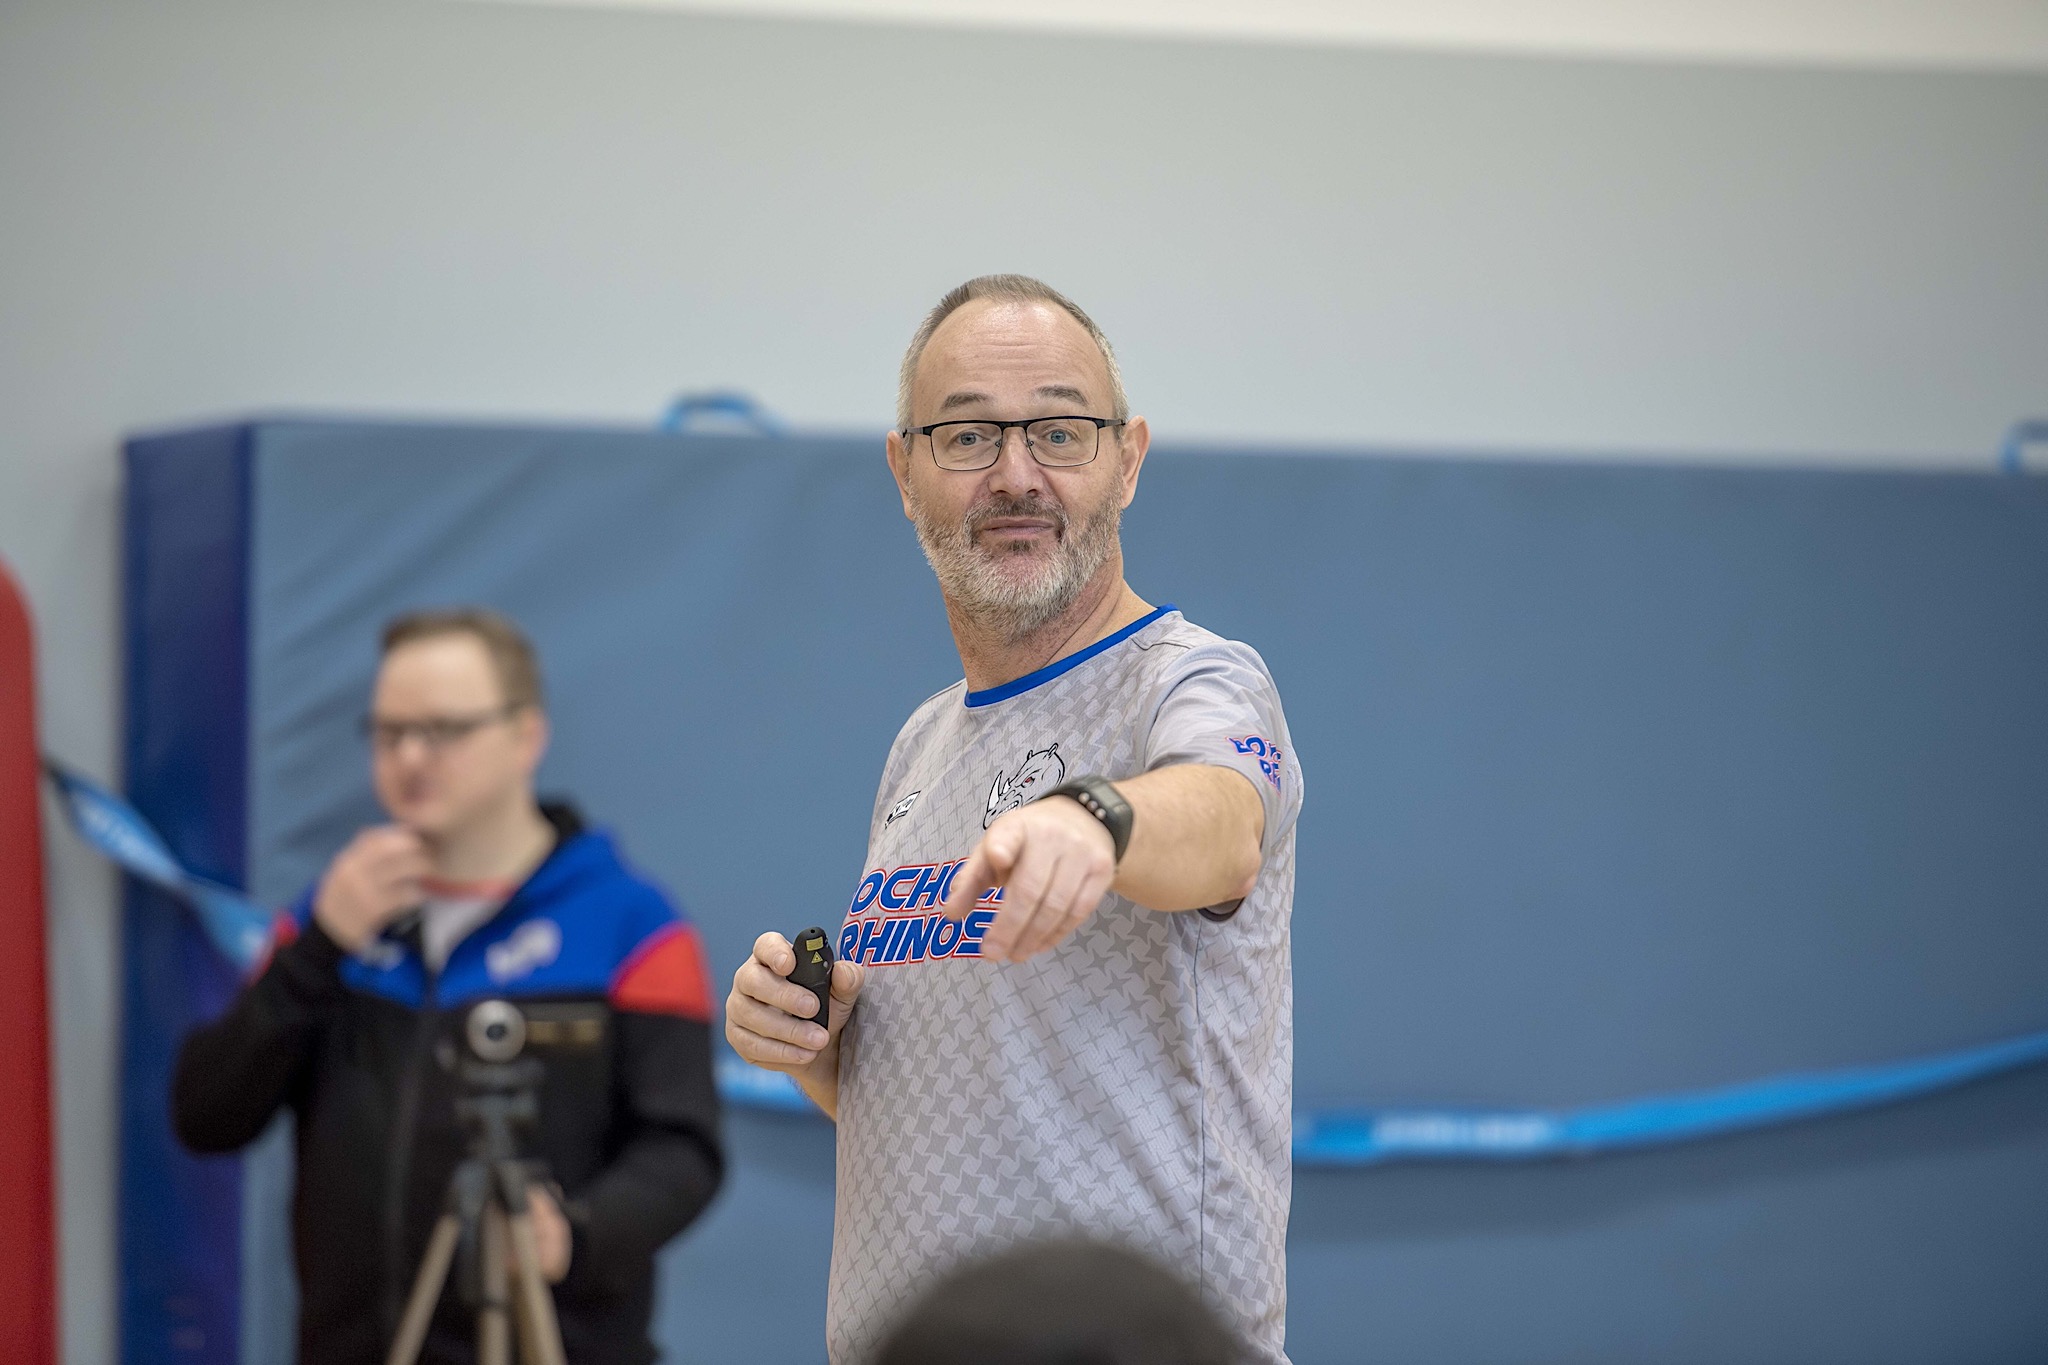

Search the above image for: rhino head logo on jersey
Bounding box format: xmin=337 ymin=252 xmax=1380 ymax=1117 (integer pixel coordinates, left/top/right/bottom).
xmin=984 ymin=742 xmax=1066 ymax=829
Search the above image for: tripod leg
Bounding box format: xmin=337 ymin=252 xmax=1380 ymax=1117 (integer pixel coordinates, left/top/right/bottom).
xmin=478 ymin=1202 xmax=512 ymax=1365
xmin=505 ymin=1208 xmax=569 ymax=1365
xmin=385 ymin=1213 xmax=462 ymax=1365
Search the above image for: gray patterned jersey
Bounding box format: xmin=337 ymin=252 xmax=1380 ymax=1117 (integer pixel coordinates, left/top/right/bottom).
xmin=826 ymin=606 xmax=1303 ymax=1364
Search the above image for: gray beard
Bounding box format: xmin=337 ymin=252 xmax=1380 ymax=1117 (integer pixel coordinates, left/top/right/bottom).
xmin=910 ymin=487 xmax=1122 ymax=642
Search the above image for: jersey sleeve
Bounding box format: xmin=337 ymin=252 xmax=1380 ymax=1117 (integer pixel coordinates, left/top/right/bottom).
xmin=1141 ymin=638 xmax=1304 ymax=852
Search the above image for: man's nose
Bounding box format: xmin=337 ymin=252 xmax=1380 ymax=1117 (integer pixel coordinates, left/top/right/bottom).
xmin=986 ymin=426 xmax=1049 ymax=495
xmin=384 ymin=732 xmax=433 ymax=764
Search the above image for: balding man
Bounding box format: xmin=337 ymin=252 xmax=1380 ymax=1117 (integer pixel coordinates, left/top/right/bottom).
xmin=727 ymin=276 xmax=1303 ymax=1364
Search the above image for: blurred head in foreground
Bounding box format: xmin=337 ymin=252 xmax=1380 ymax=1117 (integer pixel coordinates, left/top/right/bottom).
xmin=875 ymin=1239 xmax=1245 ymax=1365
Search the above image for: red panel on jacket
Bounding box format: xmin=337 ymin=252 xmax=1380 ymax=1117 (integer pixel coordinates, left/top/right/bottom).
xmin=610 ymin=922 xmax=714 ymax=1021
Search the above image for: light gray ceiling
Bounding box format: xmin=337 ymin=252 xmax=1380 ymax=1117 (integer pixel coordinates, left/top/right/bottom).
xmin=455 ymin=0 xmax=2048 ymax=71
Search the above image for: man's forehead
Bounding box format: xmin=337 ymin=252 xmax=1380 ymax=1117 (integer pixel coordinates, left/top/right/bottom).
xmin=914 ymin=299 xmax=1109 ymax=415
xmin=375 ymin=635 xmax=502 ymax=698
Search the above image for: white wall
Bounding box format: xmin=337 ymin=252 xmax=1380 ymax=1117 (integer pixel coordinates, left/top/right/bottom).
xmin=1 ymin=1 xmax=2044 ymax=1359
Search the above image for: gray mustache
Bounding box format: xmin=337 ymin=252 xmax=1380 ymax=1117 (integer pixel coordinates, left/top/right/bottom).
xmin=965 ymin=496 xmax=1069 ymax=536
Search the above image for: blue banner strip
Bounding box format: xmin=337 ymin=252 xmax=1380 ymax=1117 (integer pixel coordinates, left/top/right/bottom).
xmin=714 ymin=1055 xmax=823 ymax=1115
xmin=1999 ymin=417 xmax=2048 ymax=475
xmin=44 ymin=761 xmax=273 ymax=971
xmin=50 ymin=759 xmax=2048 ymax=1166
xmin=1291 ymin=1028 xmax=2048 ymax=1167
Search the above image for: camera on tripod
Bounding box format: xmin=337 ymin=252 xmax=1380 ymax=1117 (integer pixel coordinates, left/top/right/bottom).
xmin=456 ymin=1000 xmax=545 ymax=1137
xmin=386 ymin=999 xmax=567 ymax=1365
xmin=466 ymin=999 xmax=528 ymax=1064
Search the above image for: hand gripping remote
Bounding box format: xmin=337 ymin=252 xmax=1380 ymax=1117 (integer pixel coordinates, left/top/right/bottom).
xmin=788 ymin=926 xmax=835 ymax=1030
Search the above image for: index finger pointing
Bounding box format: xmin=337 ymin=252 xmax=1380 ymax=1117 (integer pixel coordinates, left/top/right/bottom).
xmin=941 ymin=840 xmax=1003 ymax=923
xmin=941 ymin=823 xmax=1023 ymax=922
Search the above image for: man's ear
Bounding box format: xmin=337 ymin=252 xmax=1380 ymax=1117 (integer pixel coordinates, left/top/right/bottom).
xmin=1116 ymin=416 xmax=1151 ymax=510
xmin=519 ymin=707 xmax=551 ymax=771
xmin=885 ymin=429 xmax=916 ymax=520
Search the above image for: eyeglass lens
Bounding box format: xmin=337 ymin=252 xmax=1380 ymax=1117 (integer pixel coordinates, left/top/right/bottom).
xmin=365 ymin=711 xmax=504 ymax=751
xmin=930 ymin=418 xmax=1101 ymax=470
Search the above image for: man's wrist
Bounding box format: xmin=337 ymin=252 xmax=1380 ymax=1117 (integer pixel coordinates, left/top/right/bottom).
xmin=1042 ymin=776 xmax=1134 ymax=863
xmin=312 ymin=900 xmax=410 ymax=955
xmin=793 ymin=1043 xmax=842 ymax=1121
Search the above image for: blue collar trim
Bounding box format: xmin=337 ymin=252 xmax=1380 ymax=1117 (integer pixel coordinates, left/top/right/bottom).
xmin=963 ymin=605 xmax=1177 ymax=708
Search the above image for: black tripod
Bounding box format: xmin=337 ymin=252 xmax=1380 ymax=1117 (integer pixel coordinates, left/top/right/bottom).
xmin=386 ymin=1002 xmax=568 ymax=1365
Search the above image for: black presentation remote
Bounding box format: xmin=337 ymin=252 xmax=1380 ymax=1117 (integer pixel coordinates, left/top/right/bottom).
xmin=789 ymin=926 xmax=835 ymax=1028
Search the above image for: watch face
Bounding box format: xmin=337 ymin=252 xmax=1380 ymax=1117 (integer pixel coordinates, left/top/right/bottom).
xmin=1057 ymin=778 xmax=1130 ymax=858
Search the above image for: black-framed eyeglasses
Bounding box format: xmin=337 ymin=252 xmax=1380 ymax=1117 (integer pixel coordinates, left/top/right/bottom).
xmin=361 ymin=704 xmax=522 ymax=753
xmin=903 ymin=416 xmax=1125 ymax=471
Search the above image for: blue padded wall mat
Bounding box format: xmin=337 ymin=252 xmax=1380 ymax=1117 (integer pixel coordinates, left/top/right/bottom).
xmin=121 ymin=426 xmax=252 ymax=1365
xmin=124 ymin=420 xmax=2048 ymax=1364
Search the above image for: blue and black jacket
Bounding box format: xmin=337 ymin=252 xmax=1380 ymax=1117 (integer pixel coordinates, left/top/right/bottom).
xmin=172 ymin=804 xmax=723 ymax=1365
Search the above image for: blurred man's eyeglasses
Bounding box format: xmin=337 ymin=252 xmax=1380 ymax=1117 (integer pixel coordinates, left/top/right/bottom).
xmin=903 ymin=416 xmax=1125 ymax=472
xmin=362 ymin=705 xmax=521 ymax=753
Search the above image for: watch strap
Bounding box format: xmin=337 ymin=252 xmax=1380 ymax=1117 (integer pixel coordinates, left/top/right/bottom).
xmin=1042 ymin=776 xmax=1134 ymax=864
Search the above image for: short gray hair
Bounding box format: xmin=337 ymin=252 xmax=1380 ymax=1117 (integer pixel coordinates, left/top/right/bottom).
xmin=896 ymin=275 xmax=1128 ymax=430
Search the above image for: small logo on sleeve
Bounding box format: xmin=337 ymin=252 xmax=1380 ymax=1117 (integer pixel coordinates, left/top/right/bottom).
xmin=1231 ymin=735 xmax=1285 ymax=792
xmin=885 ymin=790 xmax=922 ymax=825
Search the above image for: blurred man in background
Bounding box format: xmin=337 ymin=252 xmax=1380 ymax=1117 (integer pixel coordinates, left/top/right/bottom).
xmin=174 ymin=608 xmax=722 ymax=1365
xmin=726 ymin=276 xmax=1303 ymax=1363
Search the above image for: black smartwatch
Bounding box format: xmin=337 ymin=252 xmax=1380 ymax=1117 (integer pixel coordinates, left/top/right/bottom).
xmin=1043 ymin=776 xmax=1134 ymax=864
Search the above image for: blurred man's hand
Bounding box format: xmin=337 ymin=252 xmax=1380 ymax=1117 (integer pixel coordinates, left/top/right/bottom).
xmin=528 ymin=1186 xmax=571 ymax=1284
xmin=312 ymin=826 xmax=431 ymax=952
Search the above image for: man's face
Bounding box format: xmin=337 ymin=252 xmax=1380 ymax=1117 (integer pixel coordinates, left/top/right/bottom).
xmin=368 ymin=634 xmax=547 ymax=841
xmin=887 ymin=299 xmax=1149 ymax=637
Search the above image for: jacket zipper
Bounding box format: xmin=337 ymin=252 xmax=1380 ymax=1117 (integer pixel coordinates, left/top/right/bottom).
xmin=381 ymin=952 xmax=440 ymax=1343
